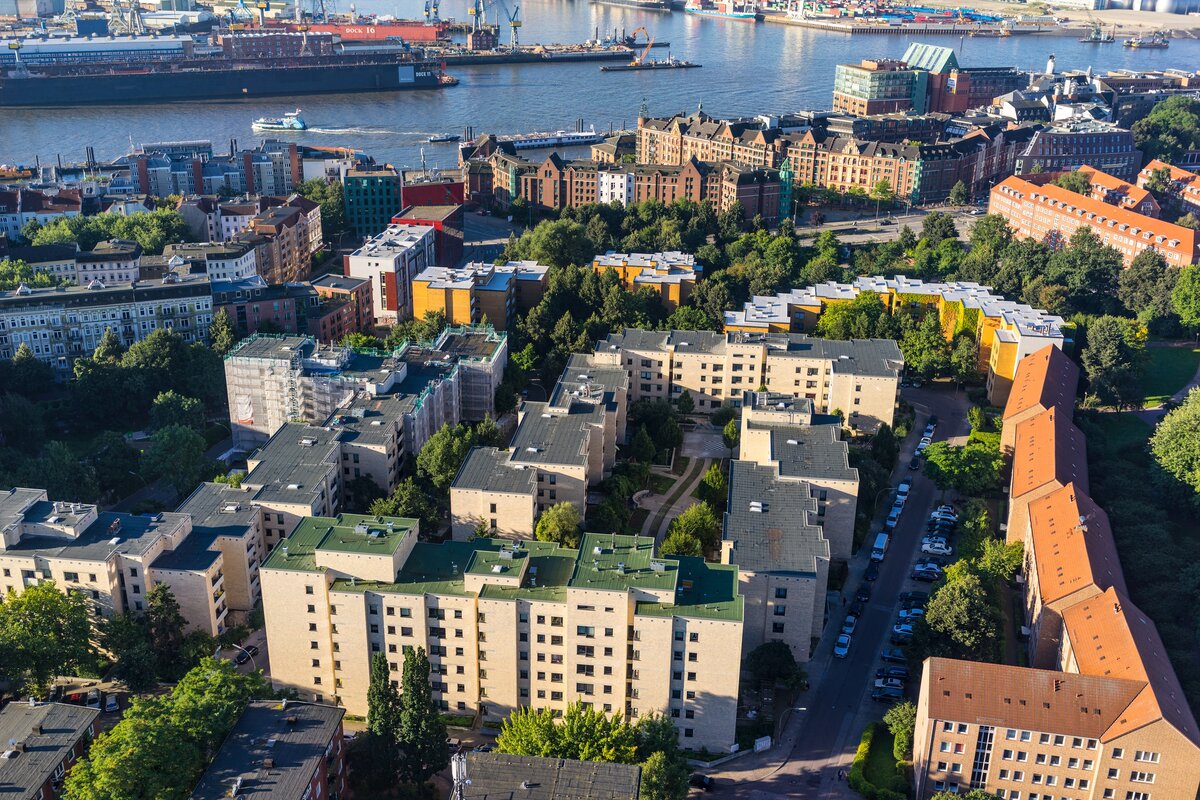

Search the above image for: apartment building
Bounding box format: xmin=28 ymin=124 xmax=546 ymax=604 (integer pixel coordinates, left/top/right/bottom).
xmin=450 ymin=353 xmax=628 ymax=538
xmin=1000 ymin=344 xmax=1080 ymax=456
xmin=0 ymin=487 xmax=232 ymax=636
xmin=191 ymin=701 xmax=348 ymax=800
xmin=260 ymin=517 xmax=743 ymax=751
xmin=592 ymin=251 xmax=700 ymax=311
xmin=0 ymin=243 xmax=79 ymax=284
xmin=1012 ymin=121 xmax=1142 ymax=181
xmin=833 ymin=58 xmax=921 ymax=116
xmin=1077 ymin=166 xmax=1161 ymax=217
xmin=174 ymin=481 xmax=268 ymax=621
xmin=344 ymin=167 xmax=404 ymax=238
xmin=73 ymin=239 xmax=142 ymax=285
xmin=463 ymin=753 xmax=641 ymax=800
xmin=310 ymin=273 xmax=373 ymax=342
xmin=392 ymin=204 xmax=465 ymax=268
xmin=411 ymin=260 xmax=550 ymax=331
xmin=0 ymin=272 xmax=213 ymax=380
xmin=636 ymin=110 xmax=782 ymax=169
xmin=724 ymin=275 xmax=1069 ymax=406
xmin=247 ymin=203 xmax=314 ymax=285
xmin=241 ymin=423 xmax=343 ymax=547
xmin=0 ymin=702 xmax=99 ymax=800
xmin=344 ymin=224 xmax=436 ymax=324
xmin=990 ymin=175 xmax=1198 ymax=268
xmin=595 ymin=328 xmax=903 ymax=433
xmin=1136 ymin=158 xmax=1200 ymax=216
xmin=913 ymin=657 xmax=1200 ymax=800
xmin=1006 ymin=406 xmax=1090 ymax=547
xmin=722 ymin=460 xmax=829 ymax=662
xmin=164 ymin=240 xmax=259 ymax=284
xmin=737 ymin=392 xmax=859 ymax=561
xmin=0 ymin=187 xmax=81 ymax=239
xmin=210 ymin=281 xmax=321 ymax=338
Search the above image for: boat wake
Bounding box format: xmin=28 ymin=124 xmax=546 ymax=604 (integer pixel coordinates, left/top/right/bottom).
xmin=305 ymin=126 xmax=405 ymax=135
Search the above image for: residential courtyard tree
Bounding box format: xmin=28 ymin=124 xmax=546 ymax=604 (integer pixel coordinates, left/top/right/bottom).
xmin=535 ymin=501 xmax=582 ymax=548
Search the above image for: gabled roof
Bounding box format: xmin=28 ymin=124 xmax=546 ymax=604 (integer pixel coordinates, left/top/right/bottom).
xmin=1026 ymin=482 xmax=1125 ymax=606
xmin=1002 ymin=344 xmax=1079 ymax=422
xmin=1010 ymin=407 xmax=1089 ymax=500
xmin=1062 ymin=587 xmax=1200 ymax=746
xmin=902 ymin=42 xmax=959 ymax=74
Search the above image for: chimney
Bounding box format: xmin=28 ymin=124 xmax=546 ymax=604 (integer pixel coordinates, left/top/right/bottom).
xmin=31 ymin=724 xmax=42 ymax=736
xmin=263 ymin=757 xmax=275 ymax=769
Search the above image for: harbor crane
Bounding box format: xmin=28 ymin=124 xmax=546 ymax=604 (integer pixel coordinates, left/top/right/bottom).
xmin=468 ymin=0 xmax=520 ymax=48
xmin=424 ymin=0 xmax=440 ymax=23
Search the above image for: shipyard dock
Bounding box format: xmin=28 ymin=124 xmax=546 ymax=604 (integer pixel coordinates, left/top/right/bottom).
xmin=759 ymin=12 xmax=1036 ymax=34
xmin=433 ymin=41 xmax=670 ymax=66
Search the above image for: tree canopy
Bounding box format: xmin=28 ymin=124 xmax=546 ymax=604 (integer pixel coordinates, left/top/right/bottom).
xmin=665 ymin=502 xmax=721 ymax=554
xmin=0 ymin=582 xmax=94 ymax=698
xmin=1133 ymin=95 xmax=1200 ymax=164
xmin=1151 ymin=387 xmax=1200 ymax=495
xmin=25 ymin=208 xmax=192 ymax=255
xmin=535 ymin=501 xmax=583 ymax=548
xmin=1080 ymin=316 xmax=1146 ymax=408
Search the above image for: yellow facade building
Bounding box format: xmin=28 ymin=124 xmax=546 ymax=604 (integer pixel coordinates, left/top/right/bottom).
xmin=591 ymin=251 xmax=701 ymax=311
xmin=411 ymin=261 xmax=550 ymax=331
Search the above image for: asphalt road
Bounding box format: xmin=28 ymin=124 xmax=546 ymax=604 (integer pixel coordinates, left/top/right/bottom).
xmin=794 ymin=208 xmax=983 ymax=247
xmin=708 ymin=384 xmax=970 ymax=800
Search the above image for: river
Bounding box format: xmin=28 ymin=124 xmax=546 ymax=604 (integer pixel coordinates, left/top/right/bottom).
xmin=2 ymin=0 xmax=1199 ymax=168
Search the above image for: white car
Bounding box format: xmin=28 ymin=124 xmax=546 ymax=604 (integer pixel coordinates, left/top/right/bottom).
xmin=934 ymin=505 xmax=958 ymax=518
xmin=898 ymin=607 xmax=926 ymax=620
xmin=834 ymin=634 xmax=852 ymax=658
xmin=842 ymin=614 xmax=859 ymax=635
xmin=892 ymin=622 xmax=915 ymax=636
xmin=922 ymin=542 xmax=954 ymax=556
xmin=919 ymin=436 xmax=933 ymax=446
xmin=923 ymin=425 xmax=936 ymax=438
xmin=874 ymin=677 xmax=905 ymax=690
xmin=896 ymin=479 xmax=912 ymax=499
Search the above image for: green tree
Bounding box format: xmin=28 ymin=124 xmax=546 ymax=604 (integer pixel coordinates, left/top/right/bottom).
xmin=0 ymin=392 xmax=46 ymax=453
xmin=666 ymin=502 xmax=721 ymax=554
xmin=640 ymin=750 xmax=689 ymax=800
xmin=815 ymin=292 xmax=889 ymax=340
xmin=102 ymin=613 xmax=158 ymax=691
xmin=1119 ymin=248 xmax=1179 ymax=332
xmin=0 ymin=257 xmax=59 ymax=290
xmin=722 ymin=418 xmax=739 ymax=453
xmin=950 ymin=334 xmax=979 ymax=385
xmin=659 ymin=529 xmax=703 ymax=557
xmin=698 ymin=462 xmax=728 ymax=508
xmin=883 ymin=701 xmax=917 ymax=761
xmin=922 ymin=440 xmax=1002 ymax=496
xmin=1172 ymin=263 xmax=1200 ymax=328
xmin=745 ymin=640 xmax=801 ymax=688
xmin=1176 ymin=212 xmax=1200 ymax=230
xmin=921 ymin=572 xmax=1000 ymax=662
xmin=8 ymin=341 xmax=54 ymax=396
xmin=512 ymin=218 xmax=595 ymax=267
xmin=298 ymin=177 xmax=348 ymax=241
xmin=535 ymin=502 xmax=582 ymax=548
xmin=1045 ymin=227 xmax=1123 ymax=315
xmin=1051 ymin=169 xmax=1093 ymax=195
xmin=369 ymin=477 xmax=439 ymax=533
xmin=416 ymin=422 xmax=476 ymax=491
xmin=340 ymin=331 xmax=386 ymax=350
xmin=947 ymin=180 xmax=969 ymax=207
xmin=496 ymin=702 xmax=638 ymax=764
xmin=1132 ymin=95 xmax=1200 ymax=164
xmin=977 ymin=539 xmax=1024 ymax=584
xmin=146 ymin=583 xmax=188 ymax=680
xmin=1080 ymin=316 xmax=1146 ymax=408
xmin=675 ymin=388 xmax=695 ymax=415
xmin=921 ymin=211 xmax=959 ymax=248
xmin=1150 ymin=387 xmax=1200 ymax=493
xmin=208 ymin=308 xmax=237 ymax=355
xmin=0 ymin=582 xmax=95 ymax=698
xmin=397 ymin=647 xmax=448 ymax=784
xmin=28 ymin=208 xmax=191 ymax=254
xmin=629 ymin=425 xmax=657 ymax=463
xmin=665 ymin=305 xmax=715 ymax=331
xmin=900 ymin=313 xmax=951 ymax=378
xmin=871 ymin=178 xmax=895 ymax=216
xmin=142 ymin=424 xmax=208 ymax=497
xmin=149 ymin=390 xmax=205 ymax=431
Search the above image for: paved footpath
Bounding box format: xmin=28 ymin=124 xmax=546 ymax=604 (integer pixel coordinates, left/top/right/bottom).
xmin=640 ymin=457 xmax=710 ymax=541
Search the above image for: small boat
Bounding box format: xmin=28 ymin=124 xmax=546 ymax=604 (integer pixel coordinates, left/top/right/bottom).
xmin=1124 ymin=30 xmax=1169 ymax=48
xmin=1079 ymin=23 xmax=1115 ymax=43
xmin=428 ymin=133 xmax=462 ymax=143
xmin=601 ymin=53 xmax=701 ymax=71
xmin=251 ymin=109 xmax=307 ymax=132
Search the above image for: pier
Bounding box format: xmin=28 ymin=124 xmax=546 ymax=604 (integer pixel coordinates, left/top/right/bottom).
xmin=759 ymin=14 xmax=1036 ymax=35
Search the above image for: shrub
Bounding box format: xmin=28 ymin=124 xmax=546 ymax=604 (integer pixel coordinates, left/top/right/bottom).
xmin=848 ymin=723 xmax=909 ymax=800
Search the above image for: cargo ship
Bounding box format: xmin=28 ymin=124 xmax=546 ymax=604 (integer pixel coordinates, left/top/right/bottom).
xmin=588 ymin=0 xmax=671 ymax=11
xmin=281 ymin=19 xmax=450 ymax=42
xmin=0 ymin=32 xmax=449 ymax=107
xmin=684 ymin=0 xmax=759 ymax=20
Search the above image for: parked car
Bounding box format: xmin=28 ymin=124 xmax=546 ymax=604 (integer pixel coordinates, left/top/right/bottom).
xmin=911 ymin=568 xmax=942 ymax=583
xmin=871 ymin=686 xmax=906 ymax=703
xmin=898 ymin=607 xmax=926 ymax=620
xmin=876 ymin=666 xmax=911 ymax=681
xmin=86 ymin=689 xmax=101 ymax=710
xmin=892 ymin=622 xmax=915 ymax=636
xmin=923 ymin=424 xmax=936 ymax=438
xmin=104 ymin=694 xmax=119 ymax=713
xmin=900 ymin=598 xmax=926 ymax=612
xmin=928 ymin=414 xmax=938 ymax=426
xmin=915 ymin=441 xmax=930 ymax=456
xmin=874 ymin=677 xmax=905 ymax=691
xmin=896 ymin=478 xmax=912 ymax=499
xmin=922 ymin=542 xmax=954 ymax=556
xmin=841 ymin=614 xmax=859 ymax=635
xmin=473 ymin=744 xmax=494 ymax=753
xmin=855 ymin=585 xmax=872 ymax=603
xmin=926 ymin=521 xmax=956 ymax=533
xmin=900 ymin=591 xmax=929 ymax=603
xmin=834 ymin=634 xmax=852 ymax=658
xmin=850 ymin=599 xmax=865 ymax=616
xmin=929 ymin=512 xmax=958 ymax=525
xmin=919 ymin=436 xmax=933 ymax=446
xmin=934 ymin=504 xmax=956 ymax=516
xmin=235 ymin=644 xmax=260 ymax=665
xmin=915 ymin=557 xmax=946 ymax=570
xmin=864 ymin=563 xmax=880 ymax=582
xmin=880 ymin=647 xmax=908 ymax=664
xmin=890 ymin=631 xmax=914 ymax=646
xmin=690 ymin=775 xmax=715 ymax=791
xmin=908 ymin=457 xmax=922 ymax=471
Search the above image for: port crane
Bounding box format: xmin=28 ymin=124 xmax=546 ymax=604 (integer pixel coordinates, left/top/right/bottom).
xmin=423 ymin=0 xmax=440 ymax=23
xmin=628 ymin=26 xmax=654 ymax=66
xmin=468 ymin=0 xmax=520 ymax=48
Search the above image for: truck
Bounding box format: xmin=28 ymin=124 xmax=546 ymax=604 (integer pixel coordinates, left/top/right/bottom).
xmin=871 ymin=532 xmax=890 ymax=562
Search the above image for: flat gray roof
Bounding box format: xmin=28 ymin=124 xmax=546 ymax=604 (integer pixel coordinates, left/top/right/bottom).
xmin=758 ymin=333 xmax=904 ymax=377
xmin=762 ymin=425 xmax=858 ymax=484
xmin=244 ymin=423 xmax=340 ymax=505
xmin=0 ymin=488 xmax=54 ymax=534
xmin=509 ymin=402 xmax=601 ymax=467
xmin=452 ymin=447 xmax=537 ymax=494
xmin=549 ymin=354 xmax=628 ymax=410
xmin=723 ymin=461 xmax=829 ymax=575
xmin=462 ymin=753 xmax=641 ymax=800
xmin=226 ymin=334 xmax=315 ymax=362
xmin=191 ymin=701 xmax=344 ymax=800
xmin=0 ymin=702 xmax=98 ymax=800
xmin=5 ymin=510 xmax=189 ymax=564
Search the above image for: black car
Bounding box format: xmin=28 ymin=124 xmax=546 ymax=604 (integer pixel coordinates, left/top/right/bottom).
xmin=928 ymin=414 xmax=938 ymax=426
xmin=900 ymin=591 xmax=929 ymax=603
xmin=880 ymin=647 xmax=908 ymax=664
xmin=234 ymin=644 xmax=260 ymax=665
xmin=871 ymin=686 xmax=905 ymax=704
xmin=855 ymin=585 xmax=872 ymax=603
xmin=864 ymin=563 xmax=880 ymax=581
xmin=911 ymin=569 xmax=941 ymax=583
xmin=908 ymin=457 xmax=921 ymax=471
xmin=890 ymin=631 xmax=913 ymax=646
xmin=900 ymin=598 xmax=927 ymax=611
xmin=690 ymin=775 xmax=715 ymax=791
xmin=876 ymin=666 xmax=911 ymax=681
xmin=850 ymin=599 xmax=865 ymax=616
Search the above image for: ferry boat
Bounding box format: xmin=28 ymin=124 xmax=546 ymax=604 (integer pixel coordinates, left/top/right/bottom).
xmin=428 ymin=133 xmax=461 ymax=142
xmin=1124 ymin=31 xmax=1169 ymax=48
xmin=252 ymin=109 xmax=307 ymax=132
xmin=684 ymin=0 xmax=758 ymax=20
xmin=465 ymin=127 xmax=604 ymax=150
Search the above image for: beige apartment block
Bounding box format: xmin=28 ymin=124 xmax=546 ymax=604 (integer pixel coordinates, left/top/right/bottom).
xmin=243 ymin=422 xmax=343 ymax=546
xmin=913 ymin=657 xmax=1200 ymax=800
xmin=595 ymin=329 xmax=902 ymax=433
xmin=0 ymin=487 xmax=240 ymax=636
xmin=175 ymin=482 xmax=268 ymax=619
xmin=721 ymin=461 xmax=830 ymax=662
xmin=1006 ymin=407 xmax=1089 ymax=546
xmin=737 ymin=392 xmax=859 ymax=561
xmin=1001 ymin=345 xmax=1080 ymax=457
xmin=260 ymin=518 xmax=744 ymax=752
xmin=450 ymin=447 xmax=538 ymax=539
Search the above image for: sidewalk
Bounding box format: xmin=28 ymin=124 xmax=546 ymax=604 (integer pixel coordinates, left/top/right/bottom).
xmin=640 ymin=457 xmax=710 ymax=541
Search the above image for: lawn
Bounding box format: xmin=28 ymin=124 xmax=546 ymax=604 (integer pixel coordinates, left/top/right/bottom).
xmin=649 ymin=474 xmax=676 ymax=495
xmin=1142 ymin=346 xmax=1200 ymax=406
xmin=861 ymin=726 xmax=907 ymax=793
xmin=1090 ymin=412 xmax=1152 ymax=456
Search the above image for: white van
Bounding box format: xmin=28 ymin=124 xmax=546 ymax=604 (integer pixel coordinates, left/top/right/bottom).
xmin=871 ymin=532 xmax=890 ymax=562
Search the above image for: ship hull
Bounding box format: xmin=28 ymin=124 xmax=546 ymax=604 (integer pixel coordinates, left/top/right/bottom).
xmin=0 ymin=61 xmax=443 ymax=107
xmin=601 ymin=62 xmax=700 ymax=70
xmin=683 ymin=7 xmax=758 ymax=19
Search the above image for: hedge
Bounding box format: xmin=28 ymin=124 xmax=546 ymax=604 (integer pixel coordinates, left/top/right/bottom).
xmin=849 ymin=723 xmax=910 ymax=800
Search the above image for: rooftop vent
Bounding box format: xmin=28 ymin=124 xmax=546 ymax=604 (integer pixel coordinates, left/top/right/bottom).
xmin=286 ymin=483 xmax=301 ymax=490
xmin=593 ymin=546 xmax=603 ymax=555
xmin=355 ymin=523 xmax=369 ymax=535
xmin=299 ymin=437 xmax=317 ymax=447
xmin=650 ymin=561 xmax=666 ymax=572
xmin=786 ymin=439 xmax=798 ymax=445
xmin=221 ymin=504 xmax=241 ymax=514
xmin=499 ymin=550 xmax=513 ymax=560
xmin=491 ymin=564 xmax=504 ymax=573
xmin=263 ymin=756 xmax=275 ymax=769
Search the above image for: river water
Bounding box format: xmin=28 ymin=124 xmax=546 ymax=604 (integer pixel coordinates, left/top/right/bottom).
xmin=2 ymin=0 xmax=1199 ymax=168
